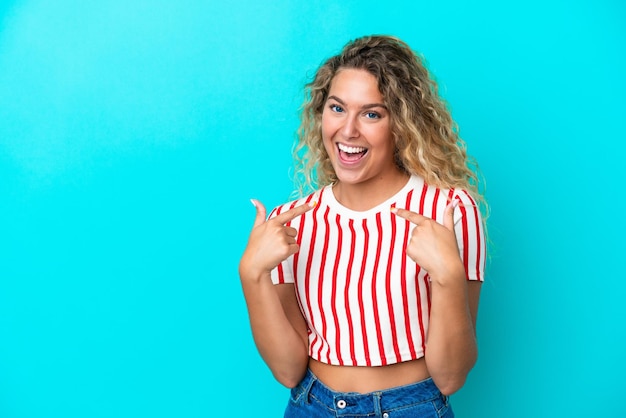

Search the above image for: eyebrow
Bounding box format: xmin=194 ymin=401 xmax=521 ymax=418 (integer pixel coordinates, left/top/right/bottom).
xmin=328 ymin=95 xmax=388 ymax=111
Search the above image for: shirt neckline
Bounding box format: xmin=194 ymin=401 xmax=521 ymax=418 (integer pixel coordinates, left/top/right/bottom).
xmin=322 ymin=175 xmax=424 ymax=218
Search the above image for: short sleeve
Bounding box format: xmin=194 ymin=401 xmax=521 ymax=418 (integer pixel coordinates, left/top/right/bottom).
xmin=452 ymin=190 xmax=486 ymax=281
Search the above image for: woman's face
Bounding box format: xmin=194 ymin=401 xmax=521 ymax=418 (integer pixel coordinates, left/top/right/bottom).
xmin=322 ymin=68 xmax=398 ymax=188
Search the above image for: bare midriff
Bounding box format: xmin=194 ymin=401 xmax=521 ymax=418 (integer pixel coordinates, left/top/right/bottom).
xmin=308 ymin=357 xmax=430 ymax=393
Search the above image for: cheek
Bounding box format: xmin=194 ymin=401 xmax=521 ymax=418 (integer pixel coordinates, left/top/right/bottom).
xmin=321 ymin=116 xmax=335 ymax=142
xmin=322 ymin=136 xmax=334 ymax=156
xmin=371 ymin=125 xmax=394 ymax=148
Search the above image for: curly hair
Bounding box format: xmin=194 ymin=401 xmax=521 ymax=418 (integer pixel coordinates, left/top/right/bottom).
xmin=292 ymin=35 xmax=487 ymax=218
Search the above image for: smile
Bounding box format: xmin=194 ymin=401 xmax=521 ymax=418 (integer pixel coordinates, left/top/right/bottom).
xmin=337 ymin=143 xmax=368 ymax=163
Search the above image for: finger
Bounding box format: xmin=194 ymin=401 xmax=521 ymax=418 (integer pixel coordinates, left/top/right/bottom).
xmin=285 ymin=226 xmax=297 ymax=237
xmin=287 ymin=243 xmax=300 ymax=256
xmin=391 ymin=207 xmax=429 ymax=225
xmin=250 ymin=199 xmax=267 ymax=228
xmin=443 ymin=199 xmax=459 ymax=232
xmin=273 ymin=201 xmax=315 ymax=225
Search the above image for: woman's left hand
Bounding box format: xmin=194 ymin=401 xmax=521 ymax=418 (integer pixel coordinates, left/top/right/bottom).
xmin=391 ymin=200 xmax=464 ymax=282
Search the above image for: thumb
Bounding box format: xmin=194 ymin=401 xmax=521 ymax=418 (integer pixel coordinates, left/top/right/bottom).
xmin=250 ymin=199 xmax=267 ymax=228
xmin=443 ymin=199 xmax=458 ymax=232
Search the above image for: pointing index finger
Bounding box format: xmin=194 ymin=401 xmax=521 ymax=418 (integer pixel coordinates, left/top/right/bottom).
xmin=391 ymin=206 xmax=427 ymax=225
xmin=273 ymin=201 xmax=316 ymax=225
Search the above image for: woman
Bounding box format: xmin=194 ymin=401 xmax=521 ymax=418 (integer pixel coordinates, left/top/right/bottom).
xmin=239 ymin=35 xmax=486 ymax=417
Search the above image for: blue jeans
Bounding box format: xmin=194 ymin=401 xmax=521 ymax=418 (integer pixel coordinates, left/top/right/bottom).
xmin=284 ymin=369 xmax=454 ymax=417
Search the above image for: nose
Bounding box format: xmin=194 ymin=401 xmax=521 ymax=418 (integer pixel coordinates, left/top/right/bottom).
xmin=339 ymin=115 xmax=359 ymax=139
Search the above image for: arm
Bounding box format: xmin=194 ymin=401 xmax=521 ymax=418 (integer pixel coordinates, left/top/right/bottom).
xmin=424 ymin=273 xmax=481 ymax=395
xmin=392 ymin=200 xmax=483 ymax=395
xmin=240 ymin=278 xmax=309 ymax=387
xmin=238 ymin=200 xmax=311 ymax=387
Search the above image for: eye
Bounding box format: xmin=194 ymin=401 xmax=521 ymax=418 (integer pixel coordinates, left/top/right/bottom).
xmin=364 ymin=111 xmax=381 ymax=119
xmin=329 ymin=104 xmax=344 ymax=113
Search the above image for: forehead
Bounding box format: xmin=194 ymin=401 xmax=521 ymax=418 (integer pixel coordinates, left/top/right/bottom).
xmin=328 ymin=68 xmax=383 ymax=102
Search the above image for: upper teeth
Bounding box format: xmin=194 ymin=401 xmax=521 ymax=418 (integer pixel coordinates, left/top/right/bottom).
xmin=338 ymin=144 xmax=366 ymax=154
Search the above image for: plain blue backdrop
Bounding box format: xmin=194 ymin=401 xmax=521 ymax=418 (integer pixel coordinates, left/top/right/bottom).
xmin=1 ymin=0 xmax=624 ymax=417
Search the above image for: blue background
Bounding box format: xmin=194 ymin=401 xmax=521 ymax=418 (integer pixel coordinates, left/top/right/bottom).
xmin=1 ymin=0 xmax=624 ymax=416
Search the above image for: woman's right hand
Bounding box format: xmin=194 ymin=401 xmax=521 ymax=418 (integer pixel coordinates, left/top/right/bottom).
xmin=239 ymin=199 xmax=314 ymax=281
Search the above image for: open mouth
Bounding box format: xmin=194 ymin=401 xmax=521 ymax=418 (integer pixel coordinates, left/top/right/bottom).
xmin=337 ymin=143 xmax=368 ymax=163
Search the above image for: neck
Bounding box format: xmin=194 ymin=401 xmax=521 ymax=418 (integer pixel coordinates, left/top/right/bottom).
xmin=332 ymin=170 xmax=410 ymax=211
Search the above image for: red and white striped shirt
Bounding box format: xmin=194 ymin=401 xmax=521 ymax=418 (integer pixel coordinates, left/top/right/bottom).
xmin=270 ymin=175 xmax=485 ymax=367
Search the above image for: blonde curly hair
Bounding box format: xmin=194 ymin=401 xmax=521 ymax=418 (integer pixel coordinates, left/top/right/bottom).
xmin=292 ymin=35 xmax=487 ymax=219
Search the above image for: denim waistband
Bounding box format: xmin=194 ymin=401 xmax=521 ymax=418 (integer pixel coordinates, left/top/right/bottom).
xmin=297 ymin=368 xmax=444 ymax=415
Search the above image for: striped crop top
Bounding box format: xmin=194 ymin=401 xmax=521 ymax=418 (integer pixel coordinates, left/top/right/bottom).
xmin=269 ymin=175 xmax=485 ymax=367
